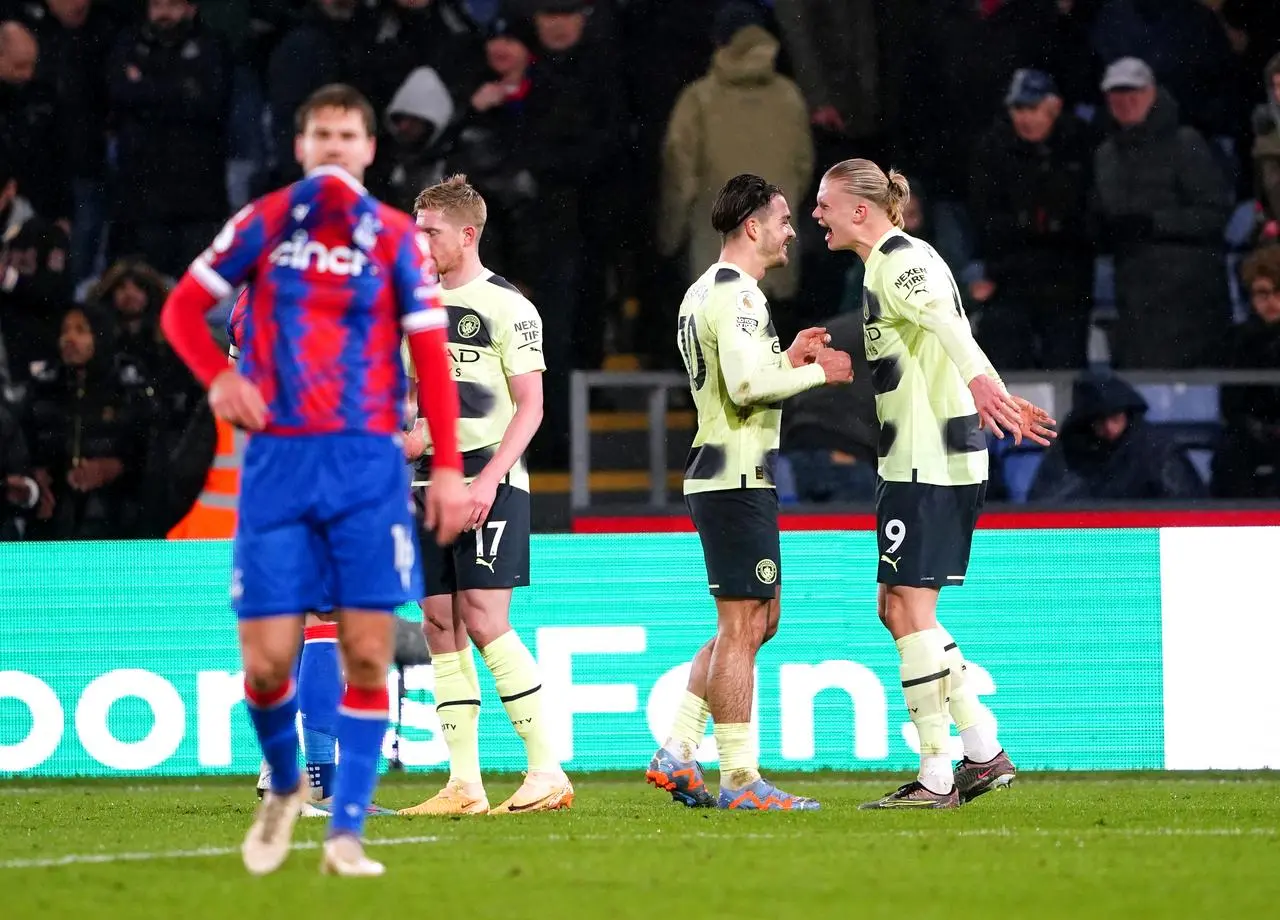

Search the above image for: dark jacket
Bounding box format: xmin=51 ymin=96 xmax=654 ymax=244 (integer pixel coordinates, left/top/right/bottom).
xmin=23 ymin=0 xmax=119 ymax=181
xmin=0 ymin=76 xmax=67 ymax=220
xmin=1201 ymin=314 xmax=1280 ymax=498
xmin=0 ymin=217 xmax=73 ymax=383
xmin=1028 ymin=372 xmax=1205 ymax=502
xmin=902 ymin=0 xmax=1059 ymax=199
xmin=970 ymin=112 xmax=1098 ymax=304
xmin=522 ymin=37 xmax=624 ymax=190
xmin=266 ymin=5 xmax=376 ymax=186
xmin=443 ymin=85 xmax=541 ymax=286
xmin=21 ymin=305 xmax=155 ymax=539
xmin=1091 ymin=0 xmax=1237 ymax=139
xmin=781 ymin=312 xmax=878 ymax=463
xmin=88 ymin=259 xmax=201 ymax=437
xmin=1250 ymin=53 xmax=1280 ymax=226
xmin=1093 ymin=90 xmax=1233 ymax=368
xmin=353 ymin=0 xmax=483 ymax=114
xmin=107 ymin=16 xmax=232 ymax=222
xmin=0 ymin=400 xmax=36 ymax=540
xmin=372 ymin=66 xmax=455 ymax=215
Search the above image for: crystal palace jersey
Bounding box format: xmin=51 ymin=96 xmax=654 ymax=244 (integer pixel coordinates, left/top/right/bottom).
xmin=862 ymin=229 xmax=999 ymax=486
xmin=227 ymin=288 xmax=248 ymax=360
xmin=190 ymin=165 xmax=446 ymax=437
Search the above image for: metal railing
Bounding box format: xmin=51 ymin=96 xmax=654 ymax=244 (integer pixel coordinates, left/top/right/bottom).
xmin=569 ymin=368 xmax=1280 ymax=510
xmin=570 ymin=371 xmax=685 ymax=509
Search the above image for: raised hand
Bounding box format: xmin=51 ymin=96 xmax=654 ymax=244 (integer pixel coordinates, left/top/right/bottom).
xmin=1012 ymin=396 xmax=1057 ymax=447
xmin=815 ymin=348 xmax=854 ymax=384
xmin=969 ymin=375 xmax=1023 ymax=443
xmin=786 ymin=327 xmax=831 ymax=367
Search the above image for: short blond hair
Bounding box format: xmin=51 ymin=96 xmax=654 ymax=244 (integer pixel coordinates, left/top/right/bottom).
xmin=823 ymin=159 xmax=911 ymax=229
xmin=414 ymin=174 xmax=488 ymax=236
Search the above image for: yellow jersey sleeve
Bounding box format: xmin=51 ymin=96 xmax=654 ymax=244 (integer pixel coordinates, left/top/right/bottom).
xmin=499 ymin=295 xmax=546 ymax=378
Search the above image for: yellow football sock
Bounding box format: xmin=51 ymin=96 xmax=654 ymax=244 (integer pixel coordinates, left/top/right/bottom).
xmin=714 ymin=722 xmax=759 ymax=789
xmin=458 ymin=643 xmax=482 ymax=699
xmin=897 ymin=629 xmax=954 ymax=792
xmin=480 ymin=630 xmax=561 ymax=774
xmin=665 ymin=692 xmax=710 ymax=761
xmin=432 ymin=650 xmax=482 ymax=785
xmin=937 ymin=627 xmax=1001 ymax=763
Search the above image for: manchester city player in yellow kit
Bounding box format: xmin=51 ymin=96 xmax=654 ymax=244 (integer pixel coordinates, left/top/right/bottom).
xmin=813 ymin=159 xmax=1055 ymax=808
xmin=399 ymin=176 xmax=572 ymax=816
xmin=646 ymin=174 xmax=853 ymax=810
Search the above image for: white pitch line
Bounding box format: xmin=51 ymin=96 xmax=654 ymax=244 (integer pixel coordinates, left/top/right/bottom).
xmin=0 ymin=827 xmax=1275 ymax=871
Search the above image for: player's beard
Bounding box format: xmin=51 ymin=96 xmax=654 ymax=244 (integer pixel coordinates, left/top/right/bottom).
xmin=763 ymin=236 xmax=790 ymax=270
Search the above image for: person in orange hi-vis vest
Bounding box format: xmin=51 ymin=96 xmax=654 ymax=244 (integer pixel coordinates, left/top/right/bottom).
xmin=167 ymin=288 xmax=248 ymax=540
xmin=165 ymin=413 xmax=244 ymax=539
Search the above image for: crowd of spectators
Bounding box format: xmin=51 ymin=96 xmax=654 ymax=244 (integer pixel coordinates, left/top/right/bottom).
xmin=2 ymin=0 xmax=1279 ymax=539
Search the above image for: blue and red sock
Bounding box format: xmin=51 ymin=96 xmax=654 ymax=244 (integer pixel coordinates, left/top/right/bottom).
xmin=329 ymin=685 xmax=389 ymax=837
xmin=244 ymin=678 xmax=301 ymax=795
xmin=299 ymin=623 xmax=340 ymax=799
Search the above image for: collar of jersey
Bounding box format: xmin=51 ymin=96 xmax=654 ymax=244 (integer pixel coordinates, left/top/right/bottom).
xmin=305 ymin=164 xmax=368 ymax=195
xmin=443 ymin=267 xmax=493 ymax=295
xmin=866 ymin=228 xmax=903 ymax=266
xmin=714 ymin=260 xmax=757 ymax=284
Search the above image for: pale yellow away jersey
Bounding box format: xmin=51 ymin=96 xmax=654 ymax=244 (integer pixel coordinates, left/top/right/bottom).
xmin=403 ymin=270 xmax=544 ymax=491
xmin=678 ymin=261 xmax=825 ymax=494
xmin=862 ymin=229 xmax=999 ymax=486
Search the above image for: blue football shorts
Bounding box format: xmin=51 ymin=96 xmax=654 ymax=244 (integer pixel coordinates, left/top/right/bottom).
xmin=232 ymin=432 xmax=422 ymax=618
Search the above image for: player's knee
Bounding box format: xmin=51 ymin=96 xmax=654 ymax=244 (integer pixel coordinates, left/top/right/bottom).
xmin=339 ymin=629 xmax=392 ymax=685
xmin=876 ymin=588 xmax=893 ymax=629
xmin=762 ymin=604 xmax=781 ymax=644
xmin=761 ymin=619 xmax=778 ymax=644
xmin=242 ymin=647 xmax=294 ymax=692
xmin=420 ymin=597 xmax=453 ymax=635
xmin=716 ymin=600 xmax=770 ymax=648
xmin=459 ymin=596 xmax=510 ymax=649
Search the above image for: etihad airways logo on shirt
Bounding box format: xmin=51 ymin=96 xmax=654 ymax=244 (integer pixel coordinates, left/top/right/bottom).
xmin=268 ymin=231 xmax=369 ymax=277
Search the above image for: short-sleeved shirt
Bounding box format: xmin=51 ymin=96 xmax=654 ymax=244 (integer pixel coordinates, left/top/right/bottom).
xmin=191 ymin=165 xmax=445 ymax=437
xmin=403 ymin=270 xmax=544 ymax=491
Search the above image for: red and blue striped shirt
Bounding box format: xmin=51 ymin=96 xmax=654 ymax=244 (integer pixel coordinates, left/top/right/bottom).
xmin=192 ymin=166 xmax=446 ymax=437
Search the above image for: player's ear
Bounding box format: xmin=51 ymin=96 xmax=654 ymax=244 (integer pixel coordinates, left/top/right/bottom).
xmin=363 ymin=135 xmax=377 ymax=170
xmin=293 ymin=133 xmax=306 ymax=168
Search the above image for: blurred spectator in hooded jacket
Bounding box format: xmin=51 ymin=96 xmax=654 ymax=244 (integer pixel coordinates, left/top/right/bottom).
xmin=375 ymin=66 xmax=455 ymax=215
xmin=659 ymin=1 xmax=813 ymax=305
xmin=1028 ymin=370 xmax=1205 ymax=502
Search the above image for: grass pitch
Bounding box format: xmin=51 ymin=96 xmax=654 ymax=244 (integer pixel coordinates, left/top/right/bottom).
xmin=2 ymin=772 xmax=1277 ymax=919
